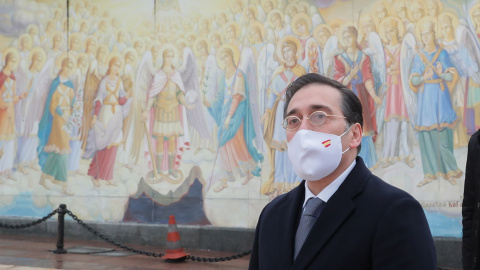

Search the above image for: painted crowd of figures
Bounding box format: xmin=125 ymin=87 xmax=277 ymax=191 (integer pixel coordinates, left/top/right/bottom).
xmin=0 ymin=0 xmax=479 ymax=197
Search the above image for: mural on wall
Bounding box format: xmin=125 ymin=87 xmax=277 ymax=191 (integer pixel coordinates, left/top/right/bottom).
xmin=0 ymin=0 xmax=477 ymax=236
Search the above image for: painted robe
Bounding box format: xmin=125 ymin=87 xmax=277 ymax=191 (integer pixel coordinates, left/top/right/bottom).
xmin=410 ymin=47 xmax=463 ymax=180
xmin=208 ymin=70 xmax=263 ymax=183
xmin=37 ymin=77 xmax=75 ymax=183
xmin=116 ymin=63 xmax=136 ymax=167
xmin=334 ymin=51 xmax=378 ymax=169
xmin=86 ymin=76 xmax=131 ymax=181
xmin=381 ymin=44 xmax=413 ymax=163
xmin=261 ymin=64 xmax=305 ymax=195
xmin=0 ymin=71 xmax=18 ymax=176
xmin=67 ymin=67 xmax=86 ymax=172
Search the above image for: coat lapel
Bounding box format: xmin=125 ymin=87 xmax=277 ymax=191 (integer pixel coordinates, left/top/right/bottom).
xmin=291 ymin=157 xmax=371 ymax=270
xmin=274 ymin=183 xmax=305 ymax=268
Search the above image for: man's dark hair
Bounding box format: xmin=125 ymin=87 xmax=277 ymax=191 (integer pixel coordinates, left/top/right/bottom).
xmin=283 ymin=73 xmax=363 ymax=153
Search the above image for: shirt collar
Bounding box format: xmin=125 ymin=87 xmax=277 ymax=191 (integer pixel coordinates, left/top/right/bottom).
xmin=303 ymin=159 xmax=356 ymax=208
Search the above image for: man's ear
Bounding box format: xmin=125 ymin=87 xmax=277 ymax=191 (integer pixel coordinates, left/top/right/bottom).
xmin=349 ymin=123 xmax=362 ymax=150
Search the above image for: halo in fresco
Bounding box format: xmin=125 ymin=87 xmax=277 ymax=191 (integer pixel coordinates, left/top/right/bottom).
xmin=378 ymin=16 xmax=405 ymax=44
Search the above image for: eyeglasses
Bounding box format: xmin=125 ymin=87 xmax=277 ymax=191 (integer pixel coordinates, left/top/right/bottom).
xmin=282 ymin=111 xmax=347 ymax=130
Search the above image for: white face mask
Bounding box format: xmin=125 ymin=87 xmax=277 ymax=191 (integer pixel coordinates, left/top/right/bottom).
xmin=287 ymin=127 xmax=351 ymax=181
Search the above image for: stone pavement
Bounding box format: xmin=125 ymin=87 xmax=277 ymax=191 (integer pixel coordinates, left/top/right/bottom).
xmin=0 ymin=234 xmax=249 ymax=269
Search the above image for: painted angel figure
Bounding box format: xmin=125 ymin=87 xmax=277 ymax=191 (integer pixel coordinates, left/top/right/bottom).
xmin=260 ymin=36 xmax=305 ymax=198
xmin=333 ymin=26 xmax=382 ymax=170
xmin=177 ymin=39 xmax=211 ymax=156
xmin=290 ymin=13 xmax=323 ymax=74
xmin=248 ymin=21 xmax=278 ymax=121
xmin=406 ymin=18 xmax=463 ymax=187
xmin=80 ymin=44 xmax=109 ymax=151
xmin=84 ymin=55 xmax=132 ymax=186
xmin=194 ymin=38 xmax=220 ymax=153
xmin=437 ymin=12 xmax=475 ymax=147
xmin=37 ymin=56 xmax=76 ymax=195
xmin=116 ymin=49 xmax=138 ymax=171
xmin=141 ymin=45 xmax=190 ymax=179
xmin=267 ymin=9 xmax=292 ymax=42
xmin=14 ymin=47 xmax=47 ymax=175
xmin=0 ymin=48 xmax=26 ymax=181
xmin=376 ymin=17 xmax=415 ymax=168
xmin=204 ymin=44 xmax=263 ymax=193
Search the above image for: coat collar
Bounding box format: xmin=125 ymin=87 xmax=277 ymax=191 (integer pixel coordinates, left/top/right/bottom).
xmin=290 ymin=157 xmax=371 ymax=270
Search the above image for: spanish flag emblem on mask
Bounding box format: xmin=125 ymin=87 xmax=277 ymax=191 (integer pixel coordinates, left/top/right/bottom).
xmin=322 ymin=139 xmax=331 ymax=148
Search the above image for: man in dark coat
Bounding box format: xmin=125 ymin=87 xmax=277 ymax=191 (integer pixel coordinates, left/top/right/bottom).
xmin=463 ymin=129 xmax=480 ymax=270
xmin=249 ymin=73 xmax=437 ymax=269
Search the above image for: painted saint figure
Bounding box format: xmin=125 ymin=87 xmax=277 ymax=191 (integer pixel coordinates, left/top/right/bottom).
xmin=409 ymin=18 xmax=462 ymax=187
xmin=334 ymin=26 xmax=382 ymax=169
xmin=204 ymin=44 xmax=263 ymax=193
xmin=37 ymin=56 xmax=76 ymax=195
xmin=261 ymin=36 xmax=306 ymax=198
xmin=143 ymin=45 xmax=190 ymax=179
xmin=0 ymin=49 xmax=25 ymax=181
xmin=85 ymin=55 xmax=131 ymax=186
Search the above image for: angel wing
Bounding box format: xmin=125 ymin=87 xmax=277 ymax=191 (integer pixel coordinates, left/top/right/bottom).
xmin=238 ymin=46 xmax=264 ymax=150
xmin=456 ymin=21 xmax=480 ymax=84
xmin=400 ymin=32 xmax=418 ymax=129
xmin=24 ymin=58 xmax=56 ymax=136
xmin=322 ymin=35 xmax=339 ymax=78
xmin=363 ymin=32 xmax=387 ymax=130
xmin=130 ymin=50 xmax=155 ymax=163
xmin=257 ymin=43 xmax=278 ymax=117
xmin=179 ymin=47 xmax=211 ymax=139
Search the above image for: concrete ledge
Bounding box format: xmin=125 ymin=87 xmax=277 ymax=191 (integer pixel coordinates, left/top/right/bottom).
xmin=0 ymin=217 xmax=461 ymax=268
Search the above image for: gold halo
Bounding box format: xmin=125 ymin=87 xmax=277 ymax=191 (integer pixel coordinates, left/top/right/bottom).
xmin=469 ymin=3 xmax=480 ymax=24
xmin=19 ymin=34 xmax=32 ymax=49
xmin=69 ymin=32 xmax=82 ymax=46
xmin=133 ymin=37 xmax=144 ymax=47
xmin=76 ymin=52 xmax=89 ymax=66
xmin=123 ymin=48 xmax=138 ymax=66
xmin=267 ymin=9 xmax=284 ymax=29
xmin=2 ymin=47 xmax=20 ymax=70
xmin=193 ymin=37 xmax=210 ymax=57
xmin=359 ymin=12 xmax=379 ymax=32
xmin=216 ymin=11 xmax=228 ymax=24
xmin=438 ymin=12 xmax=459 ymax=33
xmin=97 ymin=43 xmax=109 ymax=54
xmin=79 ymin=19 xmax=89 ymax=29
xmin=52 ymin=31 xmax=64 ymax=42
xmin=407 ymin=0 xmax=427 ymax=22
xmin=208 ymin=31 xmax=223 ymax=45
xmin=328 ymin=17 xmax=344 ymax=35
xmin=224 ymin=21 xmax=241 ymax=39
xmin=216 ymin=43 xmax=240 ymax=70
xmin=392 ymin=0 xmax=408 ymax=17
xmin=337 ymin=20 xmax=358 ymax=47
xmin=248 ymin=21 xmax=266 ymax=44
xmin=373 ymin=1 xmax=393 ymax=20
xmin=276 ymin=35 xmax=303 ymax=64
xmin=379 ymin=16 xmax=405 ymax=43
xmin=26 ymin=23 xmax=38 ymax=34
xmin=185 ymin=32 xmax=197 ymax=43
xmin=85 ymin=35 xmax=97 ymax=48
xmin=107 ymin=52 xmax=124 ymax=71
xmin=28 ymin=47 xmax=47 ymax=69
xmin=297 ymin=1 xmax=310 ymax=13
xmin=291 ymin=13 xmax=312 ymax=36
xmin=56 ymin=52 xmax=77 ymax=72
xmin=115 ymin=28 xmax=127 ymax=40
xmin=159 ymin=43 xmax=180 ymax=63
xmin=424 ymin=0 xmax=443 ymax=16
xmin=286 ymin=3 xmax=299 ymax=16
xmin=314 ymin=24 xmax=333 ymax=37
xmin=415 ymin=16 xmax=438 ymax=42
xmin=244 ymin=4 xmax=258 ymax=20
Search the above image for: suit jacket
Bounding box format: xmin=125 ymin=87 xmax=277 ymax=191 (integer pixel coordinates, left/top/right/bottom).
xmin=249 ymin=157 xmax=437 ymax=270
xmin=463 ymin=129 xmax=480 ymax=270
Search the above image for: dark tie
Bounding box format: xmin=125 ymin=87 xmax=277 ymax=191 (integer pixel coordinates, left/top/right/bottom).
xmin=294 ymin=197 xmax=325 ymax=259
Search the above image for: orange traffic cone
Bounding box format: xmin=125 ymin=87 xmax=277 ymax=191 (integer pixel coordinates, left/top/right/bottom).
xmin=162 ymin=215 xmax=189 ymax=261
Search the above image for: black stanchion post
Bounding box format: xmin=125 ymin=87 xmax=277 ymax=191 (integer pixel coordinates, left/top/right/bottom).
xmin=53 ymin=204 xmax=67 ymax=254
